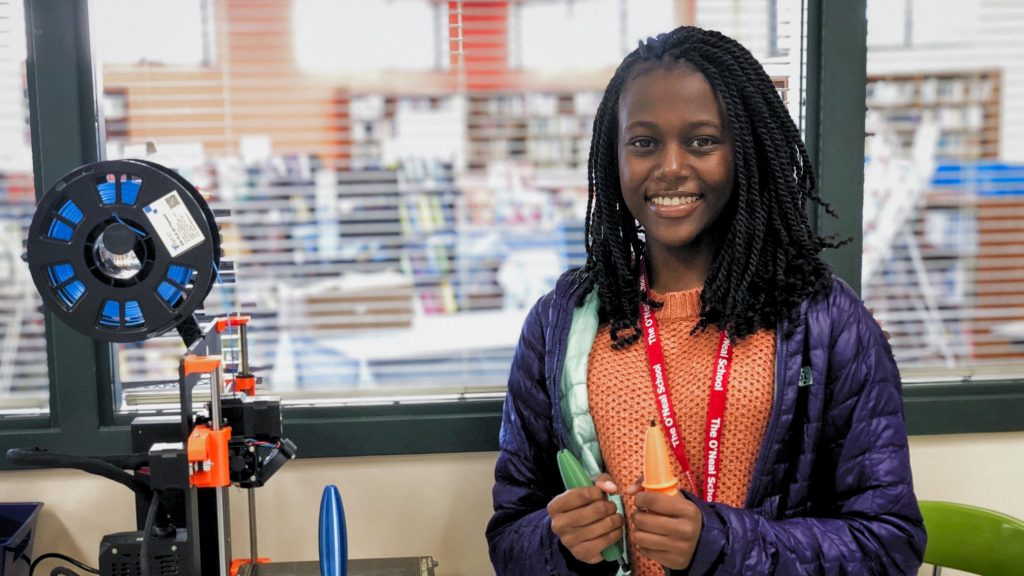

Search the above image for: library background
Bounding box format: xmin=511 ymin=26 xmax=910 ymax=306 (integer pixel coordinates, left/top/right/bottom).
xmin=4 ymin=0 xmax=1022 ymax=417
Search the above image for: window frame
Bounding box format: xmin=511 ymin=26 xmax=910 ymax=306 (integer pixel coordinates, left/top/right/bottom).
xmin=3 ymin=0 xmax=1021 ymax=470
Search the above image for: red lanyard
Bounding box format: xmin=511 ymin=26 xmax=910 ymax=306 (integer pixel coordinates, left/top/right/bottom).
xmin=639 ymin=262 xmax=733 ymax=503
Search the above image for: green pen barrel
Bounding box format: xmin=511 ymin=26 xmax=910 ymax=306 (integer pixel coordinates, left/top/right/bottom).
xmin=556 ymin=449 xmax=627 ymax=564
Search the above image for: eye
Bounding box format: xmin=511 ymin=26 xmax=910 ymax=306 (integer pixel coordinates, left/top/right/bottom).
xmin=690 ymin=136 xmax=717 ymax=148
xmin=628 ymin=136 xmax=657 ymax=149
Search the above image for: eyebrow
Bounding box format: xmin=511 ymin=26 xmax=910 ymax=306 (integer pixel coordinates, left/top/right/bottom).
xmin=622 ymin=119 xmax=722 ymax=131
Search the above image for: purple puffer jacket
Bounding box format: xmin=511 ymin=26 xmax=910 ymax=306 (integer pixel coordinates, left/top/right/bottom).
xmin=486 ymin=270 xmax=926 ymax=575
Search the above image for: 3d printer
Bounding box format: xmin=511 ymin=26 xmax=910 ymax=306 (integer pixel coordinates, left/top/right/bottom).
xmin=8 ymin=159 xmax=296 ymax=576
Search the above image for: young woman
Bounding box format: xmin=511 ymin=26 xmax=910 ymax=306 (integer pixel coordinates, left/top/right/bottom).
xmin=486 ymin=26 xmax=925 ymax=575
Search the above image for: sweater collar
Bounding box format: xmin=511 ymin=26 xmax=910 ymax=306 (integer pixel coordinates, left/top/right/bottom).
xmin=650 ymin=287 xmax=703 ymax=321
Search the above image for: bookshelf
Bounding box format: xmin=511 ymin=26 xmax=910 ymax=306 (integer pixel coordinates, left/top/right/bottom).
xmin=397 ymin=162 xmax=461 ymax=315
xmin=466 ymin=91 xmax=601 ymax=170
xmin=863 ymin=70 xmax=1022 ymax=365
xmin=866 ymin=71 xmax=1001 ymax=161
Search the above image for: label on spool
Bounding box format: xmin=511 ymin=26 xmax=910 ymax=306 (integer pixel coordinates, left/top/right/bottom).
xmin=144 ymin=190 xmax=205 ymax=257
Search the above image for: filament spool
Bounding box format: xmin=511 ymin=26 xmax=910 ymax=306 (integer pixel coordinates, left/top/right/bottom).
xmin=26 ymin=159 xmax=222 ymax=342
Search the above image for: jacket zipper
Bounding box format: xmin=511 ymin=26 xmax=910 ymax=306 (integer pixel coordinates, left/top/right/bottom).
xmin=745 ymin=318 xmax=786 ymax=509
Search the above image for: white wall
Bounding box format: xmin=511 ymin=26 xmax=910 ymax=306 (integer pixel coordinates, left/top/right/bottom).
xmin=0 ymin=452 xmax=498 ymax=576
xmin=909 ymin=433 xmax=1024 ymax=576
xmin=2 ymin=433 xmax=1023 ymax=575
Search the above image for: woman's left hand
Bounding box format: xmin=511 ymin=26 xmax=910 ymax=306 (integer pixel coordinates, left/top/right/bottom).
xmin=624 ymin=480 xmax=703 ymax=570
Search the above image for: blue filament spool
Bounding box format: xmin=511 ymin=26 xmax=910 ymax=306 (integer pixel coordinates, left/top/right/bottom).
xmin=25 ymin=159 xmax=222 ymax=342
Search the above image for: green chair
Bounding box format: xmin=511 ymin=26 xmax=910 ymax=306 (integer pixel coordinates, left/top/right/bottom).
xmin=920 ymin=500 xmax=1024 ymax=576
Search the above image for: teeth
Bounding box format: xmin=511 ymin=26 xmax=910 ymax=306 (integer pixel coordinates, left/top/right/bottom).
xmin=651 ymin=196 xmax=698 ymax=206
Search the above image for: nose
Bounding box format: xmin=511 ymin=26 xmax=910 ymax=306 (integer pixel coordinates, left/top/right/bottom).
xmin=655 ymin=143 xmax=689 ymax=184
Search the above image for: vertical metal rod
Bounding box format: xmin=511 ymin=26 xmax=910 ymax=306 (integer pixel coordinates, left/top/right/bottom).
xmin=211 ymin=360 xmax=230 ymax=576
xmin=215 ymin=488 xmax=230 ymax=576
xmin=239 ymin=322 xmax=250 ymax=376
xmin=249 ymin=488 xmax=259 ymax=562
xmin=210 ymin=362 xmax=223 ymax=430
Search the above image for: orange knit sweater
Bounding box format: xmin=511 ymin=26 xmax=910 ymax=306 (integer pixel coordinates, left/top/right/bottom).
xmin=587 ymin=288 xmax=776 ymax=575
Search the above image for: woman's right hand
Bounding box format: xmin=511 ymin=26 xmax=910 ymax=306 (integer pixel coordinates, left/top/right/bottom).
xmin=547 ymin=473 xmax=623 ymax=564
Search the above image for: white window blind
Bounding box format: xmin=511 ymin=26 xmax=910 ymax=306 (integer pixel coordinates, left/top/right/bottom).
xmin=0 ymin=0 xmax=48 ymax=414
xmin=81 ymin=0 xmax=808 ymax=410
xmin=864 ymin=0 xmax=1024 ymax=379
xmin=294 ymin=0 xmax=440 ymax=73
xmin=90 ymin=0 xmax=212 ymax=66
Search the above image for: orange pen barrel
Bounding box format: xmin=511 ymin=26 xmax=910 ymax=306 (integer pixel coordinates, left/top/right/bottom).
xmin=642 ymin=419 xmax=679 ymax=496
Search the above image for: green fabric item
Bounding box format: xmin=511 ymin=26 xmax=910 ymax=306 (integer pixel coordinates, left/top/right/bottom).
xmin=558 ymin=289 xmax=631 ymax=574
xmin=559 ymin=289 xmax=603 ymax=476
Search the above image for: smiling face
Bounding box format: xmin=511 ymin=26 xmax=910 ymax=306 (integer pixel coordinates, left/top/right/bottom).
xmin=617 ymin=62 xmax=735 ymax=272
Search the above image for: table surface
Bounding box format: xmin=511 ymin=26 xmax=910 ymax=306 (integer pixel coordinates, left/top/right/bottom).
xmin=240 ymin=557 xmax=438 ymax=576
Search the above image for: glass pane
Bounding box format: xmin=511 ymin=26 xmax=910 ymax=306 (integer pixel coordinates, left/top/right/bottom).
xmin=864 ymin=0 xmax=1024 ymax=380
xmin=0 ymin=0 xmax=48 ymax=415
xmin=90 ymin=0 xmax=808 ymax=411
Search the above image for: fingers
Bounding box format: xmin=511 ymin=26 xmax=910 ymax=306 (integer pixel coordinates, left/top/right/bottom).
xmin=547 ymin=486 xmax=609 ymax=515
xmin=549 ymin=491 xmax=617 ymax=526
xmin=631 ymin=493 xmax=702 ymax=570
xmin=593 ymin=472 xmax=618 ymax=494
xmin=633 ymin=490 xmax=695 ymax=517
xmin=555 ymin=505 xmax=624 ymax=562
xmin=548 ymin=488 xmax=625 ymax=565
xmin=634 ymin=529 xmax=696 ymax=569
xmin=632 ymin=503 xmax=699 ymax=538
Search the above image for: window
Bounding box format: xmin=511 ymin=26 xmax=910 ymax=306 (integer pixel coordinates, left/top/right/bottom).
xmin=89 ymin=0 xmax=213 ymax=66
xmin=867 ymin=0 xmax=980 ymax=48
xmin=28 ymin=1 xmax=996 ymax=452
xmin=516 ymin=0 xmax=800 ymax=75
xmin=0 ymin=0 xmax=48 ymax=415
xmin=78 ymin=0 xmax=810 ymax=416
xmin=516 ymin=0 xmax=674 ymax=71
xmin=294 ymin=0 xmax=443 ymax=73
xmin=863 ymin=0 xmax=1024 ymax=382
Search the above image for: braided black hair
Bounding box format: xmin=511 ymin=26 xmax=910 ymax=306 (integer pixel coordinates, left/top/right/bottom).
xmin=582 ymin=26 xmax=841 ymax=349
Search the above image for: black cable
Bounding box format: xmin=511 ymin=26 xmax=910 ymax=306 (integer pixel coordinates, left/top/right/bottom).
xmin=27 ymin=553 xmax=98 ymax=576
xmin=6 ymin=448 xmax=151 ymax=497
xmin=97 ymin=452 xmax=150 ymax=470
xmin=140 ymin=491 xmax=159 ymax=576
xmin=50 ymin=568 xmax=82 ymax=576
